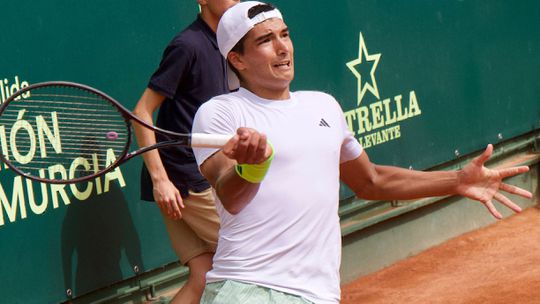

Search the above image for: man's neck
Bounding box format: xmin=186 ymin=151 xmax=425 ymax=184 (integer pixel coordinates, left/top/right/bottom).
xmin=200 ymin=10 xmax=219 ymax=33
xmin=242 ymin=83 xmax=291 ymax=100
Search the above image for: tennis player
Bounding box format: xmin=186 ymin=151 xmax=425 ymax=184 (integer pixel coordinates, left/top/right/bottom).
xmin=132 ymin=0 xmax=238 ymax=303
xmin=192 ymin=2 xmax=533 ymax=303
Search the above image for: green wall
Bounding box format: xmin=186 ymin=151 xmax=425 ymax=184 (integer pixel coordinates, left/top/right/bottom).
xmin=1 ymin=2 xmax=199 ymax=303
xmin=1 ymin=1 xmax=539 ymax=303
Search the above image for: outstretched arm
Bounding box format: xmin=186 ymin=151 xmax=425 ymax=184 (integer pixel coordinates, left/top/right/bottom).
xmin=340 ymin=144 xmax=532 ymax=219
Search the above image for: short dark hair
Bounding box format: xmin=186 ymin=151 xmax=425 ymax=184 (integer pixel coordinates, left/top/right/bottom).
xmin=248 ymin=3 xmax=276 ymax=18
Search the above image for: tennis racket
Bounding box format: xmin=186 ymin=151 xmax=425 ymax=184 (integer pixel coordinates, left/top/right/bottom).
xmin=0 ymin=81 xmax=230 ymax=184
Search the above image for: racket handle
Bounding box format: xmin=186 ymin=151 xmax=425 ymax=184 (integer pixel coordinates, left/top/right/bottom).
xmin=190 ymin=133 xmax=232 ymax=148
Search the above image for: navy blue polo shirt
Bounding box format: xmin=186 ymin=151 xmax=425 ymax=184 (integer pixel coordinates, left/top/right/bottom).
xmin=140 ymin=15 xmax=229 ymax=200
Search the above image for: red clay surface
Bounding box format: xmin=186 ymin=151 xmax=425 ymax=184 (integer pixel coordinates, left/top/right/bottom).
xmin=341 ymin=206 xmax=540 ymax=304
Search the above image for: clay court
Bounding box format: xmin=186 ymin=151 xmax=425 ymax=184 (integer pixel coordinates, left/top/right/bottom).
xmin=341 ymin=205 xmax=540 ymax=304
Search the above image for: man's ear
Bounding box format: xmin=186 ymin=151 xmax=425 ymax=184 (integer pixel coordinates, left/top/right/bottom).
xmin=197 ymin=0 xmax=207 ymax=6
xmin=228 ymin=52 xmax=246 ymax=71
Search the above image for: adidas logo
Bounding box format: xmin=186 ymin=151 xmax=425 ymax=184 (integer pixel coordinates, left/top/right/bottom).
xmin=319 ymin=118 xmax=330 ymax=128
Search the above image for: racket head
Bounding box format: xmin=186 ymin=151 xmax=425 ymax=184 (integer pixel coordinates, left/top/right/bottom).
xmin=0 ymin=81 xmax=131 ymax=184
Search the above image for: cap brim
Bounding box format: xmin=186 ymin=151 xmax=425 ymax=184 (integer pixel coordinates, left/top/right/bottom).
xmin=226 ymin=62 xmax=240 ymax=91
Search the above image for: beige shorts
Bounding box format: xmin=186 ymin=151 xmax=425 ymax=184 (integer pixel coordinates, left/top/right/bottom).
xmin=161 ymin=188 xmax=220 ymax=265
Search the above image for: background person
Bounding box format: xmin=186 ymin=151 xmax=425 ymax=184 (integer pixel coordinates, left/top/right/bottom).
xmin=132 ymin=0 xmax=239 ymax=303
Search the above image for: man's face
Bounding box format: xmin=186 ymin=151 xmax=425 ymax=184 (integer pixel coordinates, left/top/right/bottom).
xmin=204 ymin=0 xmax=239 ymax=18
xmin=232 ymin=18 xmax=294 ymax=94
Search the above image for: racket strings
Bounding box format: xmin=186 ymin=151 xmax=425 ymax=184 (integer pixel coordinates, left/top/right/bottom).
xmin=1 ymin=108 xmax=123 ymax=118
xmin=0 ymin=85 xmax=129 ymax=181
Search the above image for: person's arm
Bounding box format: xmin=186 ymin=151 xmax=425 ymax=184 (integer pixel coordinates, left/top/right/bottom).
xmin=133 ymin=88 xmax=184 ymax=219
xmin=199 ymin=128 xmax=273 ymax=214
xmin=340 ymin=144 xmax=532 ymax=219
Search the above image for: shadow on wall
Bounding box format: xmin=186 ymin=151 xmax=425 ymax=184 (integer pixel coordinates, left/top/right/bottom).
xmin=61 ymin=183 xmax=144 ymax=298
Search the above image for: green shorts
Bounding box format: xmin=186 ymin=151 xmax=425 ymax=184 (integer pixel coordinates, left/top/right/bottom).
xmin=201 ymin=280 xmax=313 ymax=304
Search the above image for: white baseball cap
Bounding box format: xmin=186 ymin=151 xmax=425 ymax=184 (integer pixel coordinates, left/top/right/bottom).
xmin=217 ymin=1 xmax=283 ymax=90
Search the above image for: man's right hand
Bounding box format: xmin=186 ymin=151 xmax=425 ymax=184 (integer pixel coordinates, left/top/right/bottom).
xmin=199 ymin=127 xmax=273 ymax=215
xmin=222 ymin=127 xmax=273 ymax=164
xmin=152 ymin=179 xmax=185 ymax=220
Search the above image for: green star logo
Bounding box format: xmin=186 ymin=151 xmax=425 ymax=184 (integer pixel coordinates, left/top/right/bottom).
xmin=346 ymin=32 xmax=381 ymax=106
